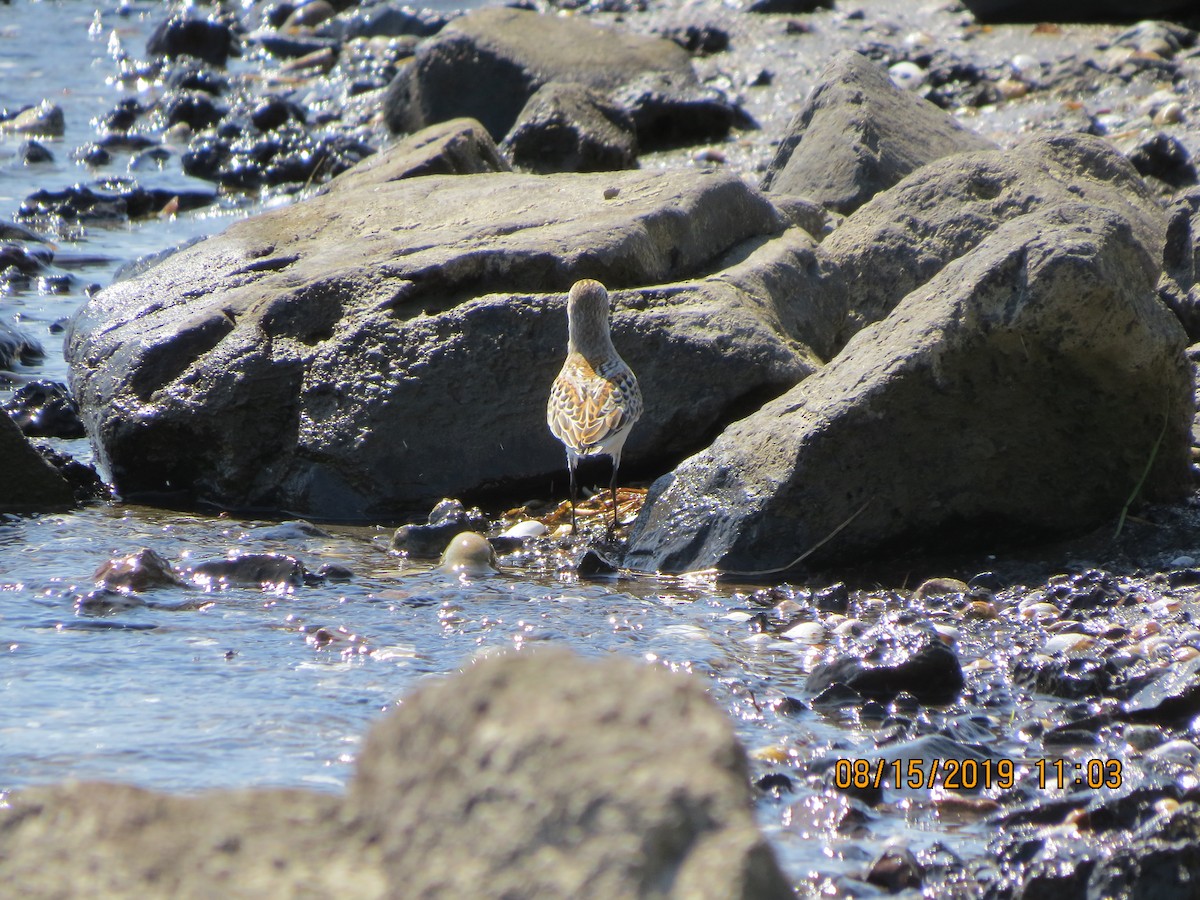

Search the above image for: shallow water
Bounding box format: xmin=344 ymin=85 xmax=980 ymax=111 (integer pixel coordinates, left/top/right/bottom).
xmin=1 ymin=1 xmax=1018 ymax=891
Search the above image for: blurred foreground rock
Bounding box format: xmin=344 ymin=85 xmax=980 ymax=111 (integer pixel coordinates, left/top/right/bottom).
xmin=0 ymin=649 xmax=792 ymax=899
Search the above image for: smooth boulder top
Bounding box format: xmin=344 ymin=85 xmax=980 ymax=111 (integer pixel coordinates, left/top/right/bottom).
xmin=624 ymin=204 xmax=1193 ymax=574
xmin=760 ymin=50 xmax=996 ymax=214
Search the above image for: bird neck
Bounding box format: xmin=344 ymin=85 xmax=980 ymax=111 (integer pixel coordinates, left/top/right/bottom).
xmin=568 ymin=313 xmax=616 ymax=361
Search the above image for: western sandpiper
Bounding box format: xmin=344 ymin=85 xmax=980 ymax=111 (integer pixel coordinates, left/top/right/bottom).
xmin=547 ymin=279 xmax=643 ymax=534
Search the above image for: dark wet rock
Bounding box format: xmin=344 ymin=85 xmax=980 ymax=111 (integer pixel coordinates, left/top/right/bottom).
xmin=624 ymin=204 xmax=1192 ymax=574
xmin=1044 ymin=569 xmax=1129 ymax=613
xmin=318 ymin=3 xmax=447 ymax=39
xmin=1086 ymin=802 xmax=1200 ymax=900
xmin=577 ymin=547 xmax=620 ymax=576
xmin=867 ymin=847 xmax=922 ymax=892
xmin=75 ymin=587 xmax=148 ymax=614
xmin=814 ymin=134 xmax=1171 ymax=357
xmin=349 ymin=649 xmax=792 ymax=898
xmin=502 ymin=83 xmax=637 ymax=174
xmin=97 ymin=133 xmax=159 ymax=152
xmin=187 ymin=553 xmax=306 ymax=589
xmin=313 ymin=562 xmax=353 ymax=581
xmin=0 ymin=243 xmax=50 ymax=276
xmin=321 ymin=119 xmax=508 ymax=194
xmin=1013 ymin=655 xmax=1116 ymax=700
xmin=129 ymin=147 xmax=173 ymax=171
xmin=0 ymin=411 xmax=74 ymax=513
xmin=0 ymin=650 xmax=788 ymax=896
xmin=3 ymin=381 xmax=85 ymax=439
xmin=71 ymin=144 xmax=112 ymax=167
xmin=37 ymin=446 xmax=109 ymax=504
xmin=66 ymin=169 xmax=816 ymax=518
xmin=250 ymin=96 xmax=306 ymax=132
xmin=99 ymin=98 xmax=145 ymax=132
xmin=393 ymin=499 xmax=489 ymax=558
xmin=657 ymin=22 xmax=730 ymax=56
xmin=248 ymin=30 xmax=338 ymax=60
xmin=254 ymin=520 xmax=332 ymax=540
xmin=180 ymin=127 xmax=372 ymax=189
xmin=609 ymin=71 xmax=737 ymax=151
xmin=1121 ymin=656 xmax=1200 ymax=725
xmin=382 ymin=7 xmax=715 ymax=144
xmin=761 ymin=51 xmax=995 ymax=216
xmin=0 ymin=320 xmax=43 ymax=371
xmin=146 ymin=13 xmax=235 ymax=67
xmin=747 ymin=0 xmax=834 ymax=12
xmin=159 ymin=90 xmax=228 ymax=132
xmin=18 ymin=182 xmax=216 ymax=224
xmin=960 ymin=0 xmax=1200 ymax=23
xmin=810 ymin=682 xmax=862 ymax=709
xmin=1123 ymin=132 xmax=1198 ymax=190
xmin=814 ymin=582 xmax=850 ymax=613
xmin=95 ymin=548 xmax=186 ymax=592
xmin=808 ymin=627 xmax=964 ymax=704
xmin=16 ymin=140 xmax=53 ymax=164
xmin=165 ymin=63 xmax=230 ymax=97
xmin=755 ymin=772 xmax=794 ymax=796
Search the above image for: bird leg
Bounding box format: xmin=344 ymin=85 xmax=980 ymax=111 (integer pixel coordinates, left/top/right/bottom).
xmin=568 ymin=459 xmax=578 ymax=535
xmin=607 ymin=456 xmax=620 ymax=538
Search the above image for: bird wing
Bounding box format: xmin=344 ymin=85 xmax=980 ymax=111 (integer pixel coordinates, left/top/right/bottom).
xmin=547 ymin=357 xmax=639 ymax=455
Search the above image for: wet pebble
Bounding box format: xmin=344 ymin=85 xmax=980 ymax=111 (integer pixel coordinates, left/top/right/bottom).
xmin=867 ymin=846 xmax=922 ymax=892
xmin=2 ymin=380 xmax=85 ymax=438
xmin=807 ymin=625 xmax=964 ymax=704
xmin=146 ymin=13 xmax=235 ymax=67
xmin=438 ymin=532 xmax=498 ymax=577
xmin=16 ymin=140 xmax=53 ymax=164
xmin=393 ymin=498 xmax=489 ymax=558
xmin=187 ymin=553 xmax=306 ymax=589
xmin=94 ymin=548 xmax=186 ymax=592
xmin=500 ymin=519 xmax=548 ymax=540
xmin=0 ymin=101 xmax=65 ymax=136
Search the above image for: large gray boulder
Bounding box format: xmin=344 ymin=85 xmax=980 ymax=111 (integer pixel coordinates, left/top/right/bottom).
xmin=0 ymin=650 xmax=792 ymax=899
xmin=348 ymin=649 xmax=793 ymax=898
xmin=760 ymin=51 xmax=995 ymax=215
xmin=0 ymin=411 xmax=74 ymax=513
xmin=66 ymin=166 xmax=816 ymax=519
xmin=382 ymin=7 xmax=733 ymax=148
xmin=624 ymin=205 xmax=1193 ymax=574
xmin=812 ymin=133 xmax=1171 ymax=358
